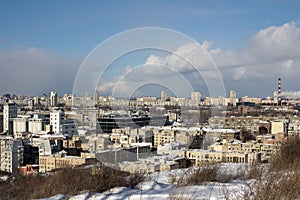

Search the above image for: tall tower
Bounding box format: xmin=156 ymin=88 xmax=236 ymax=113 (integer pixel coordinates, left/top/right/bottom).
xmin=50 ymin=110 xmax=64 ymax=133
xmin=230 ymin=90 xmax=237 ymax=106
xmin=50 ymin=91 xmax=58 ymax=107
xmin=161 ymin=91 xmax=167 ymax=101
xmin=94 ymin=90 xmax=99 ymax=104
xmin=278 ymin=78 xmax=281 ymax=106
xmin=191 ymin=91 xmax=201 ymax=102
xmin=3 ymin=103 xmax=17 ymax=135
xmin=33 ymin=96 xmax=40 ymax=106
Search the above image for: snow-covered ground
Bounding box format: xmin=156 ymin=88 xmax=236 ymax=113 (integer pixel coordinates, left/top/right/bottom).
xmin=41 ymin=163 xmax=254 ymax=200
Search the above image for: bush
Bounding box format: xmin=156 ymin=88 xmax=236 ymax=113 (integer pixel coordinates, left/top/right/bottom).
xmin=252 ymin=170 xmax=300 ymax=200
xmin=0 ymin=165 xmax=145 ymax=200
xmin=250 ymin=135 xmax=300 ymax=200
xmin=270 ymin=135 xmax=300 ymax=171
xmin=180 ymin=164 xmax=220 ymax=186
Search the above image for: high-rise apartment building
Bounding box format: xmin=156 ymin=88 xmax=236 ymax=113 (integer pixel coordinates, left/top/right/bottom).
xmin=3 ymin=103 xmax=17 ymax=135
xmin=229 ymin=90 xmax=237 ymax=106
xmin=94 ymin=90 xmax=99 ymax=103
xmin=191 ymin=91 xmax=201 ymax=103
xmin=0 ymin=137 xmax=24 ymax=173
xmin=33 ymin=96 xmax=40 ymax=106
xmin=50 ymin=91 xmax=58 ymax=107
xmin=50 ymin=110 xmax=64 ymax=133
xmin=161 ymin=91 xmax=167 ymax=101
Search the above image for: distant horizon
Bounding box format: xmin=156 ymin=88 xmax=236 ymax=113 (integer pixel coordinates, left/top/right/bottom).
xmin=1 ymin=90 xmax=298 ymax=100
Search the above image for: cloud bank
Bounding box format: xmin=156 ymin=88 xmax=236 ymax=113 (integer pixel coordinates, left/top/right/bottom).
xmin=1 ymin=21 xmax=300 ymax=98
xmin=98 ymin=21 xmax=300 ymax=97
xmin=0 ymin=47 xmax=81 ymax=96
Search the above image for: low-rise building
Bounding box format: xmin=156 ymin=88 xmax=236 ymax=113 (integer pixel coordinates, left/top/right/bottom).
xmin=19 ymin=164 xmax=39 ymax=176
xmin=154 ymin=129 xmax=176 ymax=148
xmin=31 ymin=134 xmax=64 ymax=156
xmin=157 ymin=142 xmax=187 ymax=157
xmin=12 ymin=117 xmax=28 ymax=135
xmin=39 ymin=151 xmax=95 ymax=172
xmin=61 ymin=119 xmax=78 ymax=139
xmin=118 ymin=155 xmax=186 ymax=174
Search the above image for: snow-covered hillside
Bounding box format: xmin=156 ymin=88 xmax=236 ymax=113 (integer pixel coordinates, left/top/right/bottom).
xmin=43 ymin=163 xmax=253 ymax=200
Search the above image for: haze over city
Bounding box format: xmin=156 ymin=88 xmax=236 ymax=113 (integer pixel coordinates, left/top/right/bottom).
xmin=1 ymin=1 xmax=300 ymax=98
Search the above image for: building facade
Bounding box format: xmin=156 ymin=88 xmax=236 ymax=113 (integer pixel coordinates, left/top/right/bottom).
xmin=50 ymin=110 xmax=64 ymax=133
xmin=3 ymin=103 xmax=17 ymax=135
xmin=0 ymin=137 xmax=24 ymax=173
xmin=50 ymin=91 xmax=58 ymax=107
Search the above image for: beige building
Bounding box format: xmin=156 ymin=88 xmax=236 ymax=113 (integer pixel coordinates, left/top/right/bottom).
xmin=271 ymin=121 xmax=285 ymax=134
xmin=208 ymin=143 xmax=228 ymax=152
xmin=241 ymin=96 xmax=262 ymax=104
xmin=225 ymin=152 xmax=248 ymax=163
xmin=186 ymin=149 xmax=226 ymax=165
xmin=39 ymin=151 xmax=95 ymax=172
xmin=186 ymin=149 xmax=259 ymax=165
xmin=260 ymin=143 xmax=278 ymax=162
xmin=154 ymin=129 xmax=176 ymax=148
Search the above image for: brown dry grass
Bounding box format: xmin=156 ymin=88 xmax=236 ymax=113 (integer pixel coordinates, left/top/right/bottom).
xmin=0 ymin=165 xmax=145 ymax=200
xmin=177 ymin=136 xmax=300 ymax=199
xmin=251 ymin=135 xmax=300 ymax=200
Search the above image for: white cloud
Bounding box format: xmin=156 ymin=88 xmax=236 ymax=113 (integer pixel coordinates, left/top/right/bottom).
xmin=211 ymin=21 xmax=300 ymax=81
xmin=3 ymin=21 xmax=299 ymax=97
xmin=98 ymin=21 xmax=300 ymax=97
xmin=201 ymin=40 xmax=214 ymax=50
xmin=247 ymin=22 xmax=300 ymax=59
xmin=97 ymin=40 xmax=225 ymax=97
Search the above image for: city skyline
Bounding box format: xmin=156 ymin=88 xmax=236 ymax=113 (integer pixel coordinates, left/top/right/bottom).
xmin=2 ymin=2 xmax=300 ymax=199
xmin=1 ymin=1 xmax=300 ymax=97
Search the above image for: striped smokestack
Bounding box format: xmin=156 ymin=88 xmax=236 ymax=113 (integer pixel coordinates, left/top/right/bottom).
xmin=278 ymin=78 xmax=281 ymax=106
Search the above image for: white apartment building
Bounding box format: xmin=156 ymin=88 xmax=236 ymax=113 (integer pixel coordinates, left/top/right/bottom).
xmin=3 ymin=103 xmax=17 ymax=135
xmin=191 ymin=91 xmax=201 ymax=103
xmin=50 ymin=110 xmax=64 ymax=133
xmin=50 ymin=91 xmax=58 ymax=107
xmin=12 ymin=117 xmax=27 ymax=134
xmin=28 ymin=118 xmax=44 ymax=133
xmin=229 ymin=90 xmax=238 ymax=106
xmin=0 ymin=137 xmax=24 ymax=173
xmin=161 ymin=91 xmax=167 ymax=101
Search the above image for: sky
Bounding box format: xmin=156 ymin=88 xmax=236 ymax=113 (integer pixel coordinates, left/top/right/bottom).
xmin=1 ymin=0 xmax=300 ymax=98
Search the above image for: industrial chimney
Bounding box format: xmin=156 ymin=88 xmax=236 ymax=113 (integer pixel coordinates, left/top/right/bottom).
xmin=278 ymin=78 xmax=281 ymax=106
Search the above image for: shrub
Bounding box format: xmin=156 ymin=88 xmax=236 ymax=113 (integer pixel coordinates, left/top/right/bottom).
xmin=0 ymin=164 xmax=145 ymax=200
xmin=270 ymin=135 xmax=300 ymax=171
xmin=183 ymin=164 xmax=220 ymax=186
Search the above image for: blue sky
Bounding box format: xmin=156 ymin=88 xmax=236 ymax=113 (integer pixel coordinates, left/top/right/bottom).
xmin=1 ymin=0 xmax=299 ymax=53
xmin=1 ymin=1 xmax=300 ymax=97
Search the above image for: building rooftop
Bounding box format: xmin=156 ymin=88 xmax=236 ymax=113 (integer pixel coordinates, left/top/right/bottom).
xmin=203 ymin=128 xmax=239 ymax=133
